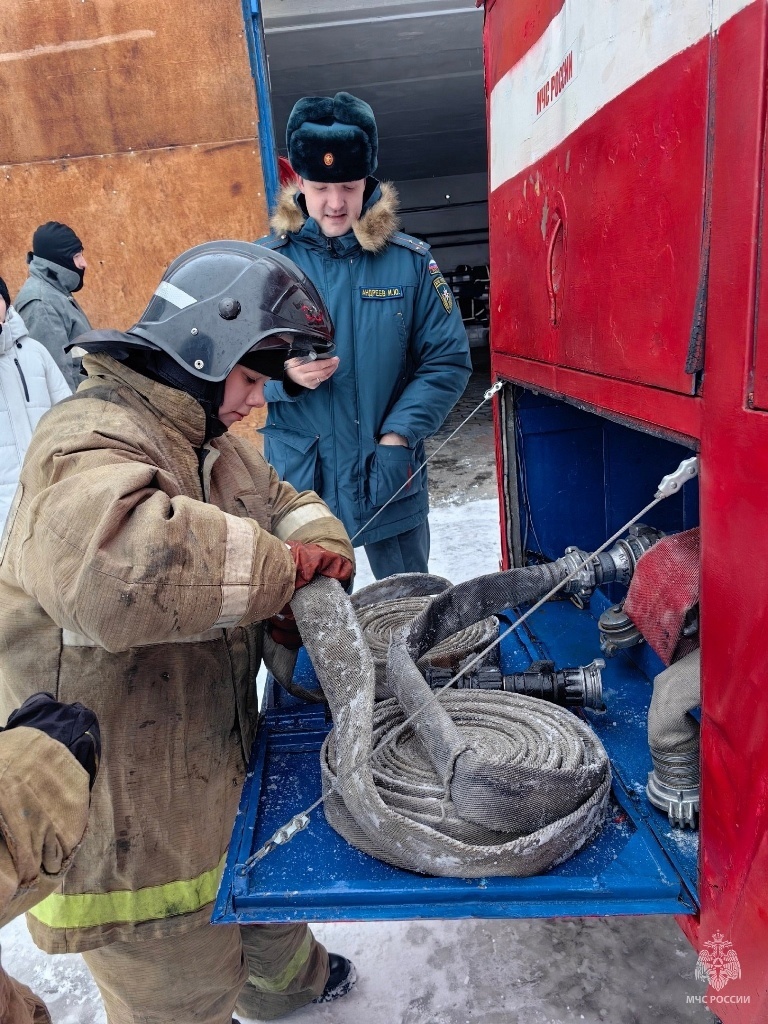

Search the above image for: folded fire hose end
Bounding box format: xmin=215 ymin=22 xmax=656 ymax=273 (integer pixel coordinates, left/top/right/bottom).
xmin=645 ymin=650 xmax=701 ymax=830
xmin=291 ymin=568 xmax=612 ymax=878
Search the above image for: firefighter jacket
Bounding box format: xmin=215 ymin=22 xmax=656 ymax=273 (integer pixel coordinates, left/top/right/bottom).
xmin=0 ymin=353 xmax=353 ymax=953
xmin=0 ymin=727 xmax=91 ymax=1022
xmin=14 ymin=256 xmax=92 ymax=392
xmin=0 ymin=306 xmax=71 ymax=533
xmin=257 ymin=181 xmax=472 ymax=547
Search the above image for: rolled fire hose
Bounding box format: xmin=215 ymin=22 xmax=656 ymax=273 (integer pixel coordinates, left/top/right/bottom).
xmin=351 ymin=574 xmax=499 ymax=699
xmin=275 ymin=573 xmax=499 ymax=704
xmin=291 ymin=561 xmax=611 ymax=878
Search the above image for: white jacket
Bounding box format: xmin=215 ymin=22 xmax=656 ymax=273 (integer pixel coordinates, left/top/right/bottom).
xmin=0 ymin=306 xmax=71 ymax=532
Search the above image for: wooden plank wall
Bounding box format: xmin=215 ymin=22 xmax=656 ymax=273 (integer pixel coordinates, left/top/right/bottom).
xmin=0 ymin=0 xmax=271 ymax=333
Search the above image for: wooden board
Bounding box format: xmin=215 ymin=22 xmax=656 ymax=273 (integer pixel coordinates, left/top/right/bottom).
xmin=1 ymin=0 xmax=270 ymax=328
xmin=1 ymin=141 xmax=270 ymax=328
xmin=0 ymin=0 xmax=260 ymax=163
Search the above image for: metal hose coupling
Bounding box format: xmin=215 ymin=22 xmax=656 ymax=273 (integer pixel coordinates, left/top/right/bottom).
xmin=598 ymin=602 xmax=644 ymax=657
xmin=425 ymin=658 xmax=605 ymax=711
xmin=646 ymin=748 xmax=700 ymax=829
xmin=559 ymin=523 xmax=665 ymax=601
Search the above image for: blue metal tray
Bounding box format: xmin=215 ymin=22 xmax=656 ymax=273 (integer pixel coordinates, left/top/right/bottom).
xmin=213 ymin=596 xmax=698 ymax=924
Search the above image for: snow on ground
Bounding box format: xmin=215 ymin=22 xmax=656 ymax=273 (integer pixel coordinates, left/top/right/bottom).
xmin=0 ymin=497 xmax=710 ymax=1022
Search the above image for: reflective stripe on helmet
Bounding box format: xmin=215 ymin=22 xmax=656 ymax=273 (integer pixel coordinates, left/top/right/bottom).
xmin=155 ymin=280 xmax=197 ymax=309
xmin=27 ymin=854 xmax=226 ymax=929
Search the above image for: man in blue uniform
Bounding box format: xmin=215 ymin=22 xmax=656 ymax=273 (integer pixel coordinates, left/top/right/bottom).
xmin=258 ymin=91 xmax=472 ymax=579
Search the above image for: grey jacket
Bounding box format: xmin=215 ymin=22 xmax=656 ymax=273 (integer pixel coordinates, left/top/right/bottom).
xmin=14 ymin=257 xmax=92 ymax=392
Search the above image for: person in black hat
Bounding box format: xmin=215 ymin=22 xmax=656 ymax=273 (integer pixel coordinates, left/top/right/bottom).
xmin=258 ymin=91 xmax=472 ymax=580
xmin=14 ymin=221 xmax=92 ymax=392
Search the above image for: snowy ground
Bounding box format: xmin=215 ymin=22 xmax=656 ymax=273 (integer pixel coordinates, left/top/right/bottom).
xmin=0 ymin=494 xmax=711 ymax=1022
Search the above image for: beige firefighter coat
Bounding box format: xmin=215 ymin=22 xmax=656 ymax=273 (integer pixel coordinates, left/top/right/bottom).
xmin=0 ymin=726 xmax=91 ymax=1022
xmin=0 ymin=354 xmax=353 ymax=953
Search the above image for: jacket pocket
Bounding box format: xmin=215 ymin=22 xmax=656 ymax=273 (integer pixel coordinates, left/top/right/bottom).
xmin=261 ymin=426 xmax=321 ymax=494
xmin=368 ymin=443 xmax=424 ymax=508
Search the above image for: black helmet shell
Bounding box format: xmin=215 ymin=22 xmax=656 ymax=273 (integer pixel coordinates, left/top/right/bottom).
xmin=74 ymin=241 xmax=334 ymax=381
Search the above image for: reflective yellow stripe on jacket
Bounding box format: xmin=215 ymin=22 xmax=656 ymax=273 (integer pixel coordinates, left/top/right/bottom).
xmin=28 ymin=855 xmax=227 ymax=930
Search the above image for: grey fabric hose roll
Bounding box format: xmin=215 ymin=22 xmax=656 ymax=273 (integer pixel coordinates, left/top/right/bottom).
xmin=291 ymin=564 xmax=611 ymax=877
xmin=351 ymin=574 xmax=499 ymax=699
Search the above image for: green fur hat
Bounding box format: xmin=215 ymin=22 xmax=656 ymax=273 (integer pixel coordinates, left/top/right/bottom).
xmin=286 ymin=91 xmax=378 ymax=182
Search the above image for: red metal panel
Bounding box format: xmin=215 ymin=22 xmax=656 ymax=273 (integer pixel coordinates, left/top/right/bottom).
xmin=484 ymin=0 xmax=565 ymax=93
xmin=491 ymin=352 xmax=703 ymax=444
xmin=488 ymin=40 xmax=709 ymax=395
xmin=695 ymin=4 xmax=768 ymax=1019
xmin=752 ymin=91 xmax=768 ymax=410
xmin=487 ymin=1 xmax=768 ymax=1018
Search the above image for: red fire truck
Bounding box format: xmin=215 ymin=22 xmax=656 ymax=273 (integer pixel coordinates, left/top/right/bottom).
xmin=484 ymin=0 xmax=768 ymax=1017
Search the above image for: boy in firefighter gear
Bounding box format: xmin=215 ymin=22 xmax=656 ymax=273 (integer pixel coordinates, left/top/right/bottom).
xmin=258 ymin=91 xmax=472 ymax=579
xmin=0 ymin=241 xmax=357 ymax=1023
xmin=0 ymin=692 xmax=100 ymax=1024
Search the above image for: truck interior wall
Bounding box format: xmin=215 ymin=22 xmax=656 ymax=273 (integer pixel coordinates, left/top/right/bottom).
xmin=0 ymin=0 xmax=270 ymax=328
xmin=396 ymin=172 xmax=489 ymax=268
xmin=505 ymin=388 xmax=700 ymax=574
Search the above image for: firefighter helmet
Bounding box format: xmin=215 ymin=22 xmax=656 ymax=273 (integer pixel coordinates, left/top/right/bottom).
xmin=74 ymin=240 xmax=334 ymax=381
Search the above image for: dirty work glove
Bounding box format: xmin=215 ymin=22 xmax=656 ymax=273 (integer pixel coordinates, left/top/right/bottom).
xmin=286 ymin=541 xmax=354 ymax=590
xmin=268 ymin=605 xmax=303 ymax=650
xmin=4 ymin=692 xmax=101 ymax=789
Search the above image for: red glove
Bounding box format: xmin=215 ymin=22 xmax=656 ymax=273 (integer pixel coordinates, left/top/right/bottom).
xmin=286 ymin=541 xmax=354 ymax=590
xmin=268 ymin=605 xmax=303 ymax=650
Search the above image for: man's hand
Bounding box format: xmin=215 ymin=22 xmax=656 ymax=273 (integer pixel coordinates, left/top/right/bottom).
xmin=285 ymin=355 xmax=340 ymax=390
xmin=286 ymin=540 xmax=354 ymax=590
xmin=3 ymin=692 xmax=101 ymax=789
xmin=378 ymin=432 xmax=409 ymax=447
xmin=268 ymin=605 xmax=303 ymax=650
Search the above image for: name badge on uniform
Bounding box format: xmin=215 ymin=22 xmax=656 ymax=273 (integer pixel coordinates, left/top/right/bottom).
xmin=360 ymin=287 xmax=404 ymax=299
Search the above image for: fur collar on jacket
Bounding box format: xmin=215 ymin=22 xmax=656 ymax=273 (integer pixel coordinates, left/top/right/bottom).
xmin=270 ymin=180 xmax=400 ymax=254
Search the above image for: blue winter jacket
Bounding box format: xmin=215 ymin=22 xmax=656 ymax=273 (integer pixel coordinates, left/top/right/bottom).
xmin=257 ymin=181 xmax=472 ymax=546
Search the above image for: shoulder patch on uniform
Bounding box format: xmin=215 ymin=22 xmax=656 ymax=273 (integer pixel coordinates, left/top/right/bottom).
xmin=389 ymin=231 xmax=431 ymax=256
xmin=432 ymin=275 xmax=454 ymax=315
xmin=428 ymin=259 xmax=440 ymax=276
xmin=255 ymin=234 xmax=290 ymax=250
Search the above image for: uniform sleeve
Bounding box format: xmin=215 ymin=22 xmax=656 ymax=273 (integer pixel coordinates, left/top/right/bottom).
xmin=0 ymin=728 xmax=90 ymax=929
xmin=269 ymin=464 xmax=354 ymax=560
xmin=16 ymin=301 xmax=75 ymax=393
xmin=9 ymin=416 xmax=299 ymax=652
xmin=225 ymin=431 xmax=353 ymax=560
xmin=263 ymin=379 xmax=302 ymax=403
xmin=379 ymin=255 xmax=472 ymax=447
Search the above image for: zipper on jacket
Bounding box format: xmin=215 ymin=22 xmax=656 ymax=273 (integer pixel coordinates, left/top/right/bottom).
xmin=14 ymin=354 xmax=30 ymax=402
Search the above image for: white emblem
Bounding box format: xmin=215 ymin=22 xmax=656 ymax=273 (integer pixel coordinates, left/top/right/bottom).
xmin=695 ymin=932 xmax=742 ymax=992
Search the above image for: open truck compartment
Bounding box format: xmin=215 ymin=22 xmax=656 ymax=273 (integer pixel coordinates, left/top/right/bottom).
xmin=214 ymin=386 xmax=699 ymax=925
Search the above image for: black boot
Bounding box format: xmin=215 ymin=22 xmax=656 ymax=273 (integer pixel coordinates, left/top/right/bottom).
xmin=312 ymin=954 xmax=357 ymax=1004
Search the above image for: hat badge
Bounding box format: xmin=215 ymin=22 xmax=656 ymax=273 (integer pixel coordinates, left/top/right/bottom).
xmin=323 ymin=152 xmax=334 ymax=167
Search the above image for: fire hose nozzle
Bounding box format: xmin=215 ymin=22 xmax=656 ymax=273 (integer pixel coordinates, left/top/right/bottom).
xmin=427 ymin=659 xmax=605 ymax=710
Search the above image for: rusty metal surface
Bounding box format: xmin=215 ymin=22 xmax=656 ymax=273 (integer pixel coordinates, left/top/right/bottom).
xmin=2 ymin=141 xmax=270 ymax=328
xmin=0 ymin=0 xmax=259 ymax=164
